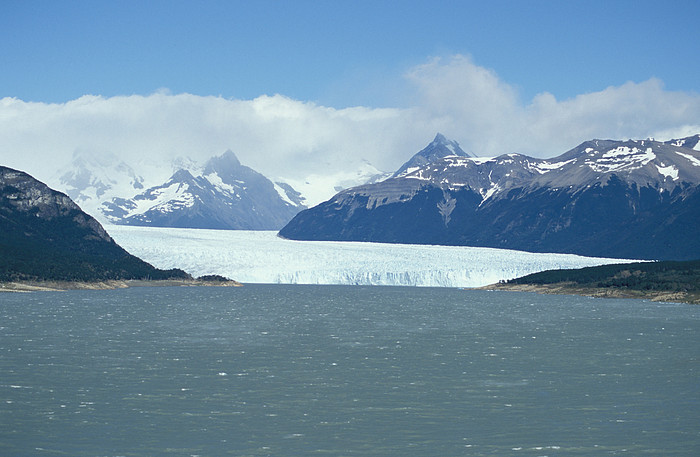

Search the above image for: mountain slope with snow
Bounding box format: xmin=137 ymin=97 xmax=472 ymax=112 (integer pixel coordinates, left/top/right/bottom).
xmin=280 ymin=135 xmax=700 ymax=260
xmin=102 ymin=151 xmax=305 ymax=230
xmin=393 ymin=133 xmax=474 ymax=178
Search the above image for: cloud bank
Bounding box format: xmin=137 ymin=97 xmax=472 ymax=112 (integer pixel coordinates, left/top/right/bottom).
xmin=408 ymin=55 xmax=700 ymax=155
xmin=1 ymin=54 xmax=698 ymax=192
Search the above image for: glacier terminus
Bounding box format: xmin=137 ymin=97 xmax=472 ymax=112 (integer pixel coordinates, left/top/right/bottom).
xmin=107 ymin=225 xmax=634 ymax=288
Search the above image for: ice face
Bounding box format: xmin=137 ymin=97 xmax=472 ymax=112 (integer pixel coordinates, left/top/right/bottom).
xmin=107 ymin=226 xmax=634 ymax=288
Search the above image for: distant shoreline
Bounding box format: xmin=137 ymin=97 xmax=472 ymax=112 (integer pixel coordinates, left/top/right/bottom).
xmin=481 ymin=282 xmax=699 ymax=305
xmin=0 ymin=278 xmax=243 ymax=292
xmin=4 ymin=278 xmax=697 ymax=304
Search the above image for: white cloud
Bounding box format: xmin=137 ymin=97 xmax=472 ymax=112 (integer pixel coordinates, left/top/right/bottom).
xmin=0 ymin=93 xmax=431 ymax=188
xmin=406 ymin=55 xmax=700 ymax=157
xmin=0 ymin=54 xmax=698 ymax=201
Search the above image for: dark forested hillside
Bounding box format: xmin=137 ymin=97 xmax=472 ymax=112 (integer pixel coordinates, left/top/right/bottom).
xmin=502 ymin=260 xmax=700 ymax=304
xmin=0 ymin=166 xmax=189 ymax=282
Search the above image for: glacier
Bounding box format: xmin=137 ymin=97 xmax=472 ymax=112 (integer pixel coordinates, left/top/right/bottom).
xmin=107 ymin=225 xmax=636 ymax=288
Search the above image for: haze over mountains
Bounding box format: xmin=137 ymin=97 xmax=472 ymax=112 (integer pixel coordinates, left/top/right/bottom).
xmin=49 ymin=133 xmax=472 ymax=230
xmin=53 ymin=148 xmax=389 ymax=230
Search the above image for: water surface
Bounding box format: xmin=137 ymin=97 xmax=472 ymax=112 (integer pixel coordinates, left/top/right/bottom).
xmin=1 ymin=285 xmax=698 ymax=456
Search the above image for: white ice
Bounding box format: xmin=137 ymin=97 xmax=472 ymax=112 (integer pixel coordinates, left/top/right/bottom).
xmin=107 ymin=226 xmax=635 ymax=288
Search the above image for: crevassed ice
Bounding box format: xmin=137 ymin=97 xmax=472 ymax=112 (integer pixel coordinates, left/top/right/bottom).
xmin=107 ymin=226 xmax=633 ymax=288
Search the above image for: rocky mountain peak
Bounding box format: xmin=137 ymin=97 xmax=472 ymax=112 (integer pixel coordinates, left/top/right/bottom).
xmin=204 ymin=150 xmax=242 ymax=176
xmin=168 ymin=168 xmax=198 ymax=183
xmin=102 ymin=149 xmax=305 ymax=230
xmin=393 ymin=133 xmax=473 ymax=178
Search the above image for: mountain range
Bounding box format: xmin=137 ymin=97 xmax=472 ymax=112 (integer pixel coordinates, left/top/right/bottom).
xmin=53 ymin=148 xmax=391 ymax=230
xmin=0 ymin=165 xmax=188 ymax=282
xmin=279 ymin=134 xmax=700 ymax=261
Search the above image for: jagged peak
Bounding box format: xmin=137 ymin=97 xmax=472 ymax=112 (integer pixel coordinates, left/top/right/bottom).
xmin=429 ymin=133 xmax=469 ymax=155
xmin=203 ymin=150 xmax=244 ymax=176
xmin=392 ymin=134 xmax=472 ymax=177
xmin=218 ymin=149 xmax=241 ymax=165
xmin=432 ymin=132 xmax=449 ymax=144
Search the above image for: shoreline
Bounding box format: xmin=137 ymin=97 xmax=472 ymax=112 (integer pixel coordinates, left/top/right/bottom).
xmin=0 ymin=278 xmax=243 ymax=292
xmin=3 ymin=279 xmax=696 ymax=304
xmin=481 ymin=282 xmax=699 ymax=305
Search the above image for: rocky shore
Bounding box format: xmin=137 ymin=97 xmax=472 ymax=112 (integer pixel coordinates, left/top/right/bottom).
xmin=0 ymin=278 xmax=243 ymax=292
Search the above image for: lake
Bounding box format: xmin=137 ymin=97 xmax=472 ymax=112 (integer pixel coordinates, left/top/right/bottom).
xmin=1 ymin=285 xmax=698 ymax=456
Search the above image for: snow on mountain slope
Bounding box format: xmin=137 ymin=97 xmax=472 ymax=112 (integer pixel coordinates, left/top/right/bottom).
xmin=279 ymin=135 xmax=700 ymax=260
xmin=107 ymin=225 xmax=633 ymax=287
xmin=393 ymin=133 xmax=474 ymax=178
xmin=50 ymin=150 xmax=203 ymax=222
xmin=666 ymin=134 xmax=700 ymax=151
xmin=102 ymin=151 xmax=305 ymax=230
xmin=399 ymin=138 xmax=700 ymax=197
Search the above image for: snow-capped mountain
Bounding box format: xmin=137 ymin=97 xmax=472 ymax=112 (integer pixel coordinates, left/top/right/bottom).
xmin=50 ymin=150 xmax=205 ymax=222
xmin=102 ymin=150 xmax=305 ymax=230
xmin=279 ymin=135 xmax=700 ymax=260
xmin=392 ymin=133 xmax=475 ymax=177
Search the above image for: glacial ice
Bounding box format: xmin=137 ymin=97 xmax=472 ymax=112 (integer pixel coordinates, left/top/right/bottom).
xmin=107 ymin=225 xmax=635 ymax=288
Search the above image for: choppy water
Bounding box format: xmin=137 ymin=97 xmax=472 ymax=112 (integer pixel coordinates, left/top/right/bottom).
xmin=1 ymin=285 xmax=698 ymax=456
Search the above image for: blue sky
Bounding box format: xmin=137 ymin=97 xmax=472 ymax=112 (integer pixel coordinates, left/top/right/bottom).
xmin=2 ymin=0 xmax=700 ymax=200
xmin=3 ymin=0 xmax=698 ymax=107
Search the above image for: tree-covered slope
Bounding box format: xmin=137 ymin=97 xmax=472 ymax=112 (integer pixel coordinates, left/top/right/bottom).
xmin=0 ymin=166 xmax=189 ymax=282
xmin=501 ymin=259 xmax=700 ymax=304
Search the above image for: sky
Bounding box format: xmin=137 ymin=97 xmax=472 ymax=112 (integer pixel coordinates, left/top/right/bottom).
xmin=1 ymin=0 xmax=699 ymax=195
